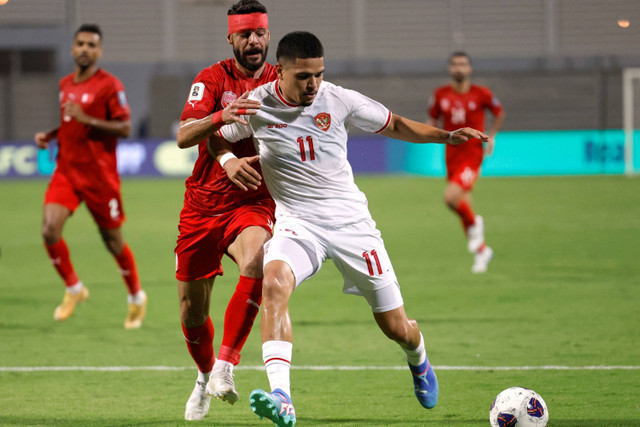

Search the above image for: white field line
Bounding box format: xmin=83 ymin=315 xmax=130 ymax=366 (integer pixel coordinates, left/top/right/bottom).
xmin=1 ymin=365 xmax=639 ymax=372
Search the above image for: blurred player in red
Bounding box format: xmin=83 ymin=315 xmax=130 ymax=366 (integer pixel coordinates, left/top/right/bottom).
xmin=34 ymin=24 xmax=147 ymax=328
xmin=428 ymin=52 xmax=505 ymax=273
xmin=174 ymin=0 xmax=276 ymax=420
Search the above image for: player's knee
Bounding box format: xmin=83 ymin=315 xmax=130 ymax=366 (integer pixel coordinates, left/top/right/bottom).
xmin=236 ymin=251 xmax=264 ymax=278
xmin=262 ymin=274 xmax=290 ymax=302
xmin=41 ymin=222 xmax=61 ymax=245
xmin=179 ymin=298 xmax=208 ymax=328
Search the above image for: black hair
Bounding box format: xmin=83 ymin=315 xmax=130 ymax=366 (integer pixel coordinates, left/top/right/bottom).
xmin=74 ymin=23 xmax=102 ymax=40
xmin=276 ymin=31 xmax=324 ymax=63
xmin=449 ymin=51 xmax=471 ymax=64
xmin=228 ymin=0 xmax=267 ymax=15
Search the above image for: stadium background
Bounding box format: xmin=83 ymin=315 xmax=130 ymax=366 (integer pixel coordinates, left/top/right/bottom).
xmin=1 ymin=0 xmax=640 ymax=178
xmin=1 ymin=1 xmax=639 ymax=425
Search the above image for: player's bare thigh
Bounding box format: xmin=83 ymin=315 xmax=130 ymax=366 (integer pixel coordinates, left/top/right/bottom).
xmin=227 ymin=226 xmax=271 ymax=278
xmin=178 ymin=277 xmax=214 ymax=328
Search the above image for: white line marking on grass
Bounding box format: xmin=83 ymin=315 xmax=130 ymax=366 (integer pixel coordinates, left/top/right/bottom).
xmin=1 ymin=365 xmax=639 ymax=372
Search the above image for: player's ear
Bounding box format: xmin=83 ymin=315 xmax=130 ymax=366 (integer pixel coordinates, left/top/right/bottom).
xmin=276 ymin=62 xmax=284 ymax=79
xmin=227 ymin=34 xmax=233 ymax=45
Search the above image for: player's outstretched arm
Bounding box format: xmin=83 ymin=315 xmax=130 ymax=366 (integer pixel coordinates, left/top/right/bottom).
xmin=177 ymin=92 xmax=261 ymax=149
xmin=381 ymin=114 xmax=488 ymax=145
xmin=207 ymin=135 xmax=262 ymax=192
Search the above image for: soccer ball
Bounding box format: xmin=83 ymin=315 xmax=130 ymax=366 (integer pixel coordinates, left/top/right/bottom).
xmin=489 ymin=387 xmax=549 ymax=426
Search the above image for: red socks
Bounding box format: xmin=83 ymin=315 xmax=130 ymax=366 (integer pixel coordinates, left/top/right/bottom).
xmin=182 ymin=316 xmax=215 ymax=373
xmin=44 ymin=239 xmax=79 ymax=287
xmin=114 ymin=244 xmax=141 ymax=295
xmin=455 ymin=199 xmax=476 ymax=231
xmin=219 ymin=276 xmax=263 ymax=365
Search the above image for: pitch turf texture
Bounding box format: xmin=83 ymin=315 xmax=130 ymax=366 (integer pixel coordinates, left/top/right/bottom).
xmin=1 ymin=176 xmax=639 ymax=426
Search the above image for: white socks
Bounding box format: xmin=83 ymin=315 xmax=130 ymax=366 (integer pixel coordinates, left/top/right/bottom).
xmin=404 ymin=333 xmax=427 ymax=367
xmin=66 ymin=282 xmax=84 ymax=294
xmin=263 ymin=340 xmax=293 ymax=397
xmin=197 ymin=370 xmax=211 ymax=384
xmin=127 ymin=289 xmax=146 ymax=305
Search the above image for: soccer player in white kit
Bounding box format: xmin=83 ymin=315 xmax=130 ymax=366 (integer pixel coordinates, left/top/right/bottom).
xmin=216 ymin=31 xmax=489 ymax=427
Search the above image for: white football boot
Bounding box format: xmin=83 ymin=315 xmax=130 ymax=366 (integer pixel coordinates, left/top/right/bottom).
xmin=466 ymin=215 xmax=485 ymax=253
xmin=206 ymin=361 xmax=239 ymax=405
xmin=471 ymin=246 xmax=493 ymax=274
xmin=185 ymin=378 xmax=211 ymax=421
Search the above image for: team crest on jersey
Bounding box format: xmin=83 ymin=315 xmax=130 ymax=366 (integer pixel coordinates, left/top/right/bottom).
xmin=221 ymin=91 xmax=238 ymax=108
xmin=314 ymin=112 xmax=331 ymax=131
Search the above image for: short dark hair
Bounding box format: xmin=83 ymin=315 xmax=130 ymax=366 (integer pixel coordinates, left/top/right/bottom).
xmin=75 ymin=23 xmax=102 ymax=40
xmin=449 ymin=51 xmax=470 ymax=64
xmin=228 ymin=0 xmax=267 ymax=15
xmin=276 ymin=31 xmax=324 ymax=63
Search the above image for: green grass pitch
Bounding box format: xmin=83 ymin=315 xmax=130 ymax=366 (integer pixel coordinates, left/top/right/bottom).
xmin=1 ymin=175 xmax=639 ymax=426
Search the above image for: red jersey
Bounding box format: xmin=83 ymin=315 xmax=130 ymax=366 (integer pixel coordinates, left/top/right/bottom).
xmin=428 ymin=84 xmax=502 ymax=162
xmin=180 ymin=58 xmax=277 ymax=216
xmin=57 ymin=69 xmax=130 ymax=190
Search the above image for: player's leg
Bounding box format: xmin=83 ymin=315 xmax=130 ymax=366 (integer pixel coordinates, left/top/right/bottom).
xmin=209 ymin=204 xmax=274 ymax=404
xmin=42 ymin=171 xmax=88 ymax=321
xmin=99 ymin=226 xmax=147 ymax=328
xmin=373 ymin=304 xmax=439 ymax=409
xmin=179 ymin=278 xmax=216 ymax=421
xmin=250 ymin=231 xmax=320 ymax=427
xmin=330 ymin=220 xmax=437 ymax=408
xmin=444 ymin=165 xmax=493 ymax=273
xmin=175 ymin=206 xmax=225 ymax=420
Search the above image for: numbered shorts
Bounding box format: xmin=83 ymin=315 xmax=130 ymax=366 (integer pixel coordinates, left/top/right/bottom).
xmin=44 ymin=169 xmax=125 ymax=229
xmin=175 ymin=201 xmax=275 ymax=282
xmin=263 ymin=217 xmax=403 ymax=313
xmin=446 ymin=145 xmax=483 ymax=191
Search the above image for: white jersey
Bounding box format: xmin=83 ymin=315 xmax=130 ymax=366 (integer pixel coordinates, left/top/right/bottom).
xmin=219 ymin=80 xmax=391 ymax=226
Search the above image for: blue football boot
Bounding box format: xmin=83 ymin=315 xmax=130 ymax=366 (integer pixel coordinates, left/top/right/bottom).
xmin=249 ymin=388 xmax=296 ymax=427
xmin=408 ymin=357 xmax=439 ymax=409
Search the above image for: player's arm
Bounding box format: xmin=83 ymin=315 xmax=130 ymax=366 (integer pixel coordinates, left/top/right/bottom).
xmin=34 ymin=127 xmax=59 ymax=149
xmin=207 ymin=135 xmax=262 ymax=192
xmin=176 ymin=92 xmax=261 ymax=149
xmin=62 ymin=101 xmax=131 ymax=138
xmin=484 ymin=110 xmax=505 ymax=156
xmin=381 ymin=114 xmax=488 ymax=145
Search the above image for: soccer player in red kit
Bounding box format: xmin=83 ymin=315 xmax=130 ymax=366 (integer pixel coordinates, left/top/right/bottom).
xmin=428 ymin=51 xmax=505 ymax=273
xmin=34 ymin=24 xmax=148 ymax=328
xmin=174 ymin=0 xmax=277 ymax=420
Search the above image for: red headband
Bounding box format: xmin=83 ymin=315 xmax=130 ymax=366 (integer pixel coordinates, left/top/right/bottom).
xmin=228 ymin=12 xmax=268 ymax=35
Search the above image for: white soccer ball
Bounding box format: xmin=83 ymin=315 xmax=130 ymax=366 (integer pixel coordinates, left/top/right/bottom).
xmin=489 ymin=387 xmax=549 ymax=426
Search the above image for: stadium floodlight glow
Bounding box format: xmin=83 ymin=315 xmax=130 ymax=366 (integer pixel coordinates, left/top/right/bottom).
xmin=623 ymin=68 xmax=640 ymax=176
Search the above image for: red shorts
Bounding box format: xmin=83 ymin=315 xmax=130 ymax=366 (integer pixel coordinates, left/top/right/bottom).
xmin=44 ymin=169 xmax=125 ymax=229
xmin=175 ymin=200 xmax=276 ymax=282
xmin=446 ymin=146 xmax=483 ymax=191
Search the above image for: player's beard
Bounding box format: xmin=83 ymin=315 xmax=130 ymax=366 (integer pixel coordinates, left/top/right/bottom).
xmin=452 ymin=72 xmax=466 ymax=83
xmin=234 ymin=45 xmax=268 ymax=72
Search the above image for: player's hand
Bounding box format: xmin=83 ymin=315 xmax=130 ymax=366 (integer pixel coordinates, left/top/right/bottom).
xmin=221 ymin=91 xmax=261 ymax=126
xmin=34 ymin=132 xmax=51 ymax=149
xmin=223 ymin=155 xmax=262 ymax=191
xmin=62 ymin=102 xmax=89 ymax=124
xmin=448 ymin=127 xmax=489 ymax=145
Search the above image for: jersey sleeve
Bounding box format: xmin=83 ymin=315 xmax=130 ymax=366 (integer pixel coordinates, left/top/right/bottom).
xmin=180 ymin=68 xmax=221 ymax=121
xmin=218 ymin=121 xmax=252 ymax=143
xmin=343 ymin=88 xmax=391 ymax=133
xmin=482 ymin=87 xmax=503 ymax=117
xmin=106 ymin=77 xmax=130 ymax=121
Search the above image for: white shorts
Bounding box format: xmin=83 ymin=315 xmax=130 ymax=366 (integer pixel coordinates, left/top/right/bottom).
xmin=263 ymin=217 xmax=403 ymax=313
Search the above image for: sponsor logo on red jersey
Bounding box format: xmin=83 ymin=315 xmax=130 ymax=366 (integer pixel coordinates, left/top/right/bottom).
xmin=314 ymin=112 xmax=331 ymax=131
